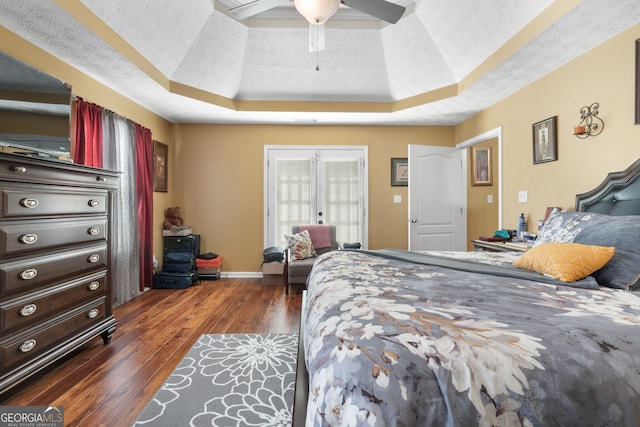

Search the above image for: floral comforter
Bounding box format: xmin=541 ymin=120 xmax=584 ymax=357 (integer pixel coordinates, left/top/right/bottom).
xmin=303 ymin=250 xmax=640 ymax=426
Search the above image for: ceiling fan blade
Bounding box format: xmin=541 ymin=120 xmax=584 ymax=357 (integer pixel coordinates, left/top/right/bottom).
xmin=342 ymin=0 xmax=405 ymax=24
xmin=309 ymin=23 xmax=325 ymax=52
xmin=228 ymin=0 xmax=290 ymax=20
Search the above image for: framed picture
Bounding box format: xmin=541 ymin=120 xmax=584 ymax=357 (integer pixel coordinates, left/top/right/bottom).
xmin=532 ymin=116 xmax=558 ymax=164
xmin=391 ymin=157 xmax=408 ymax=186
xmin=153 ymin=141 xmax=168 ymax=192
xmin=471 ymin=146 xmax=492 ymax=186
xmin=636 ymin=38 xmax=640 ymax=124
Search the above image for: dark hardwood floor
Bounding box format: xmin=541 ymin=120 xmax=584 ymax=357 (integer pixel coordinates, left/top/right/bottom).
xmin=0 ymin=278 xmax=302 ymax=427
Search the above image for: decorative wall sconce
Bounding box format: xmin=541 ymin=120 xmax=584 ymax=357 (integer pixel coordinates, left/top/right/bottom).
xmin=574 ymin=102 xmax=604 ymax=138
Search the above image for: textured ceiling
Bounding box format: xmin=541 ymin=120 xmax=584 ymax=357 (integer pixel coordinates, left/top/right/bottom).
xmin=0 ymin=0 xmax=639 ymax=125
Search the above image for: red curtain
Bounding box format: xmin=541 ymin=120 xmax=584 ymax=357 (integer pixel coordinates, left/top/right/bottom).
xmin=135 ymin=125 xmax=154 ymax=291
xmin=73 ymin=97 xmax=103 ymax=167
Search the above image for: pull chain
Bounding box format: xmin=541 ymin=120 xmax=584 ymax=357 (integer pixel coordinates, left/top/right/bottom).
xmin=315 ymin=19 xmax=320 ymax=71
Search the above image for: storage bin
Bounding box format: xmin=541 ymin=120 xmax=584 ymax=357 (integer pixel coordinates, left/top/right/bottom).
xmin=196 ymin=256 xmax=223 ymax=269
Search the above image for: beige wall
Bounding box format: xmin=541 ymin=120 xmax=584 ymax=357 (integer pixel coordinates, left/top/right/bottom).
xmin=172 ymin=125 xmax=453 ymax=272
xmin=457 ymin=22 xmax=640 ymax=235
xmin=467 ymin=138 xmax=499 ymax=247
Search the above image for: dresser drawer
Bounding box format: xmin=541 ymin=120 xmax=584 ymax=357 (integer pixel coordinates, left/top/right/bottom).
xmin=0 ymin=272 xmax=107 ymax=334
xmin=0 ymin=217 xmax=107 ymax=258
xmin=0 ymin=297 xmax=107 ymax=371
xmin=0 ymin=244 xmax=107 ymax=298
xmin=0 ymin=157 xmax=118 ymax=189
xmin=0 ymin=185 xmax=108 ymax=219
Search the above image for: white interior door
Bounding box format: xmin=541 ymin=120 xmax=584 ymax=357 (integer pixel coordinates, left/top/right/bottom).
xmin=265 ymin=146 xmax=368 ymax=249
xmin=408 ymin=145 xmax=466 ymax=251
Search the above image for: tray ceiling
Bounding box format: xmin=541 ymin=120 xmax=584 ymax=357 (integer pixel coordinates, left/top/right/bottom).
xmin=0 ymin=0 xmax=639 ymax=125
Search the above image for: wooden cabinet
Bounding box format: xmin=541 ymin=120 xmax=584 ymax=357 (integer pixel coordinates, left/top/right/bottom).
xmin=0 ymin=153 xmax=118 ymax=393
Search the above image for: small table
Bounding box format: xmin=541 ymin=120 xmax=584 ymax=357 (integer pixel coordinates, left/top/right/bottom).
xmin=471 ymin=240 xmax=533 ymax=252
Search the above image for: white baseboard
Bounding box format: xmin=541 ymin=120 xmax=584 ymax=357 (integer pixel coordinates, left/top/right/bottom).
xmin=220 ymin=271 xmax=263 ymax=278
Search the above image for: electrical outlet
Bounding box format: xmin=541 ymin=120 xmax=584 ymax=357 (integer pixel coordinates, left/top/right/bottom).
xmin=518 ymin=190 xmax=528 ymax=203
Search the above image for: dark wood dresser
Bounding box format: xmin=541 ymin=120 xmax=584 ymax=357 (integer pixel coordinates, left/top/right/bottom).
xmin=0 ymin=153 xmax=119 ymax=394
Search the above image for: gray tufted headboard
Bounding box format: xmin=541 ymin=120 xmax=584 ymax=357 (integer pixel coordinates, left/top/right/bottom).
xmin=575 ymin=159 xmax=640 ymax=215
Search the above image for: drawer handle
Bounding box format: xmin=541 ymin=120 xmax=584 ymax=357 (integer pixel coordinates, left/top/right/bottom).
xmin=88 ymin=281 xmax=100 ymax=291
xmin=88 ymin=199 xmax=100 ymax=208
xmin=19 ymin=233 xmax=38 ymax=244
xmin=88 ymin=254 xmax=100 ymax=263
xmin=19 ymin=304 xmax=37 ymax=317
xmin=88 ymin=227 xmax=100 ymax=235
xmin=12 ymin=166 xmax=27 ymax=173
xmin=19 ymin=198 xmax=39 ymax=209
xmin=96 ymin=176 xmax=106 ymax=182
xmin=19 ymin=269 xmax=37 ymax=280
xmin=19 ymin=339 xmax=37 ymax=353
xmin=87 ymin=308 xmax=99 ymax=319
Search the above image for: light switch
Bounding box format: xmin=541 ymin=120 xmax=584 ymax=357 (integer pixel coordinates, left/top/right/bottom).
xmin=487 ymin=195 xmax=493 ymax=203
xmin=393 ymin=195 xmax=402 ymax=203
xmin=518 ymin=190 xmax=528 ymax=203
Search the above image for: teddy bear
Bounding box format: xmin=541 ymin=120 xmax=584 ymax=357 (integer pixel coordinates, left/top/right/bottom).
xmin=163 ymin=206 xmax=184 ymax=230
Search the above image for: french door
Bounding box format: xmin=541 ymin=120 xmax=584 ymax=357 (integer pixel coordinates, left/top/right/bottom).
xmin=264 ymin=146 xmax=368 ymax=249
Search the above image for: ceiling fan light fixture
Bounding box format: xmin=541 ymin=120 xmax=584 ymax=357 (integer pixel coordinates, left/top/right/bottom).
xmin=294 ymin=0 xmax=341 ymax=25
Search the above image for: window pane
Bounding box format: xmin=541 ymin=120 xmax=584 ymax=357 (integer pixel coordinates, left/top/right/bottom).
xmin=274 ymin=159 xmax=311 ymax=246
xmin=324 ymin=159 xmax=361 ymax=244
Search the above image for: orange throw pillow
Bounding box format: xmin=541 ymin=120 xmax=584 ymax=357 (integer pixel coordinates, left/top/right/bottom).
xmin=513 ymin=242 xmax=615 ymax=282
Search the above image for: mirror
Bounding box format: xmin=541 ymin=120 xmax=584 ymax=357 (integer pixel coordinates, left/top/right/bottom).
xmin=0 ymin=51 xmax=72 ymax=159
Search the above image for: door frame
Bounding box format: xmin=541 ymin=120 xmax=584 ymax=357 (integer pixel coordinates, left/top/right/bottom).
xmin=263 ymin=145 xmax=369 ymax=249
xmin=456 ymin=126 xmax=503 ymax=229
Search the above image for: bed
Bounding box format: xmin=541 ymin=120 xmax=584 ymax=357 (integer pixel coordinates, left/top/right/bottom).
xmin=294 ymin=159 xmax=640 ymax=426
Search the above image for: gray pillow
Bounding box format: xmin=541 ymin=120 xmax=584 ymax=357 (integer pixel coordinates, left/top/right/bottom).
xmin=579 ymin=248 xmax=640 ymax=290
xmin=572 ymin=214 xmax=640 ymax=290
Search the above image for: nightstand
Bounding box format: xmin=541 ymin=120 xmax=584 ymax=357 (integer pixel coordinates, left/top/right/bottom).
xmin=471 ymin=240 xmax=533 ymax=252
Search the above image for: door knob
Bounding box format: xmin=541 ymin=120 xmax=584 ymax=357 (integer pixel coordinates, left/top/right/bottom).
xmin=410 ymin=219 xmax=417 ymax=223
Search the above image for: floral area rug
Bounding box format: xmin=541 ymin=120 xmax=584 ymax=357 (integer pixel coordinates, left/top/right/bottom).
xmin=133 ymin=333 xmax=298 ymax=427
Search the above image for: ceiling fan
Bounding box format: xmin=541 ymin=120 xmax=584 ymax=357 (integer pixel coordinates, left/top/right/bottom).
xmin=227 ymin=0 xmax=406 ymax=52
